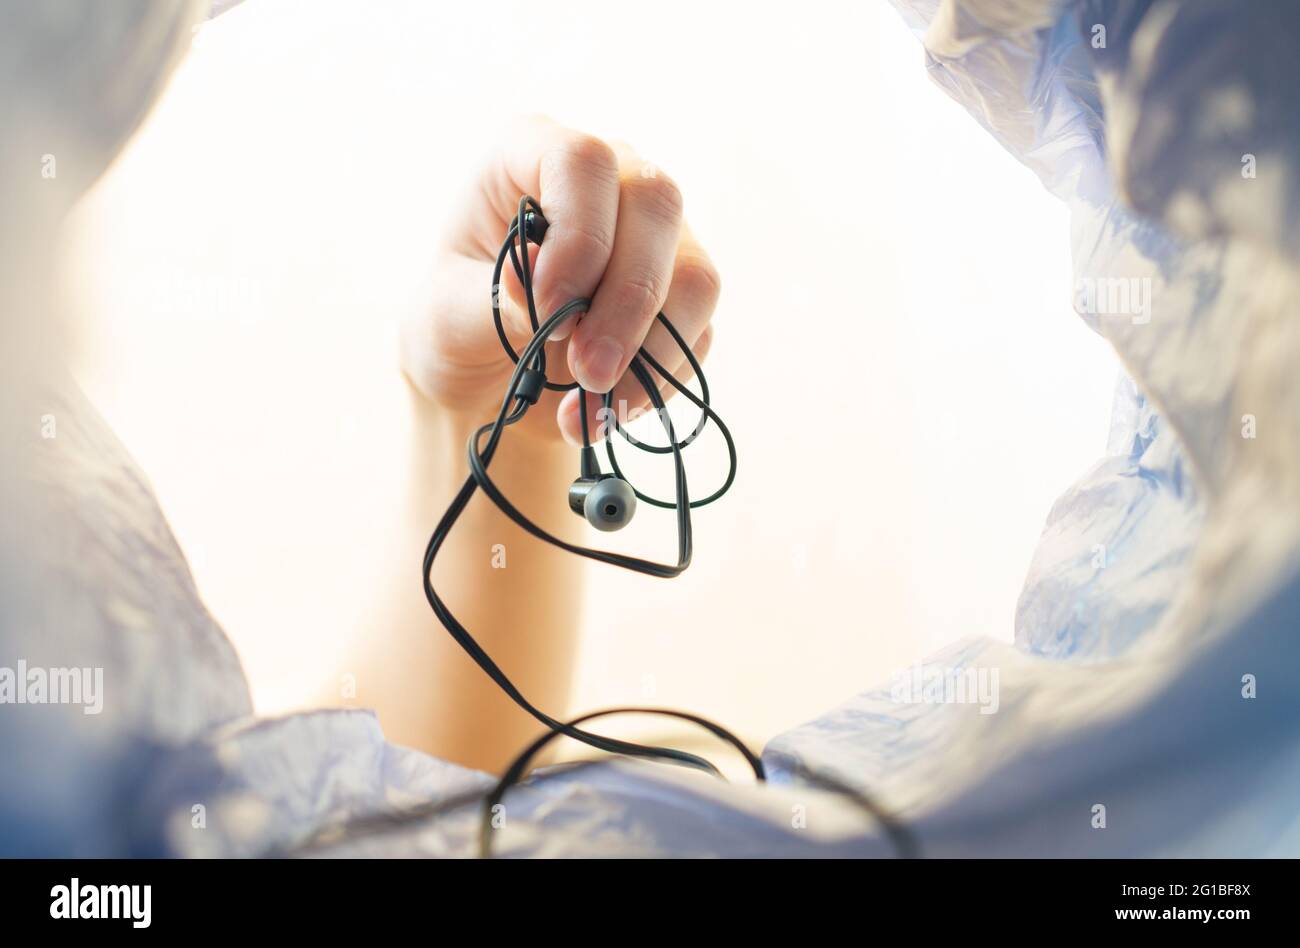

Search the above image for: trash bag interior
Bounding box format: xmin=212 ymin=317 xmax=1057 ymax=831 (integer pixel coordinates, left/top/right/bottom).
xmin=4 ymin=0 xmax=1299 ymax=856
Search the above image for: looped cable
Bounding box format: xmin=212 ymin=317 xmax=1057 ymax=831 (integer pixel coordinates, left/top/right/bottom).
xmin=380 ymin=196 xmax=912 ymax=857
xmin=278 ymin=194 xmax=915 ymax=861
xmin=429 ymin=195 xmax=744 ymax=779
xmin=479 ymin=706 xmax=766 ymax=858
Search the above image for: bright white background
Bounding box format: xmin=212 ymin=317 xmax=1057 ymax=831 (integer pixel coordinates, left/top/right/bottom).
xmin=64 ymin=0 xmax=1117 ymax=746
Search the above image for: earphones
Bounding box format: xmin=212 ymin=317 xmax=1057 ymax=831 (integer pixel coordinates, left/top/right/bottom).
xmin=434 ymin=194 xmax=744 ymax=776
xmin=569 ymin=445 xmax=637 ymax=531
xmin=283 ymin=195 xmax=916 ymax=857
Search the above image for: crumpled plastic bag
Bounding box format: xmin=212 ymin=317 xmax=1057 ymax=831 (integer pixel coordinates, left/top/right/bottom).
xmin=173 ymin=0 xmax=1300 ymax=858
xmin=766 ymin=0 xmax=1300 ymax=857
xmin=8 ymin=0 xmax=1300 ymax=857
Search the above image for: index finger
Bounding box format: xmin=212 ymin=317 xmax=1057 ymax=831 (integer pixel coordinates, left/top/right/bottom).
xmin=488 ymin=116 xmax=622 ymax=342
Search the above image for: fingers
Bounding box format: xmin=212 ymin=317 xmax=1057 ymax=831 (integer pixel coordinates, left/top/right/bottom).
xmin=564 ymin=153 xmax=686 ymax=394
xmin=601 ymin=222 xmax=720 ymax=421
xmin=556 ymin=323 xmax=715 ymax=447
xmin=555 ymin=225 xmax=720 ymax=446
xmin=586 ymin=151 xmax=719 ymax=413
xmin=490 ymin=115 xmax=621 ymax=343
xmin=474 ymin=117 xmax=719 ymax=444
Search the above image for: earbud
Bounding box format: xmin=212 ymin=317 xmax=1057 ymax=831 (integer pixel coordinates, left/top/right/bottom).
xmin=582 ymin=476 xmax=637 ymax=531
xmin=408 ymin=194 xmax=771 ymax=841
xmin=523 ymin=210 xmax=548 ymax=246
xmin=568 ymin=446 xmax=636 ymax=531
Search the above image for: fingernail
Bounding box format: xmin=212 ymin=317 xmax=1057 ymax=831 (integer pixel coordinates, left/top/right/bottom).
xmin=576 ymin=336 xmax=624 ymax=394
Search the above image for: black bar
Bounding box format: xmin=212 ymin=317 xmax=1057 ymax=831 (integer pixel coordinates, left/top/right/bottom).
xmin=0 ymin=858 xmax=1284 ymax=933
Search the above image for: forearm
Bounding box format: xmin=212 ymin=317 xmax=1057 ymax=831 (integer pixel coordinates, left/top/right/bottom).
xmin=351 ymin=382 xmax=584 ymax=772
xmin=356 ymin=117 xmax=719 ymax=771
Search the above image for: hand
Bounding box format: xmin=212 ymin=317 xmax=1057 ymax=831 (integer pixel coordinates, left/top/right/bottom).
xmin=401 ymin=115 xmax=720 ymax=445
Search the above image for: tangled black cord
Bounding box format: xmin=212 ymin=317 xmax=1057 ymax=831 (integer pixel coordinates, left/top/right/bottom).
xmin=427 ymin=194 xmax=751 ymax=779
xmin=283 ymin=196 xmax=916 ymax=859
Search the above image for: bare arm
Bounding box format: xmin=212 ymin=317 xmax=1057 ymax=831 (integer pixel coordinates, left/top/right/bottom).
xmin=350 ymin=388 xmax=581 ymax=772
xmin=348 ymin=116 xmax=721 ymax=772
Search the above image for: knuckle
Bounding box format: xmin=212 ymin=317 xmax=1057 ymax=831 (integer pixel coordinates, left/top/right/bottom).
xmin=614 ymin=268 xmax=669 ymax=319
xmin=626 ymin=172 xmax=684 ymax=224
xmin=550 ymin=132 xmax=620 ymax=186
xmin=561 ymin=216 xmax=616 ymax=267
xmin=673 ymin=254 xmax=722 ymax=307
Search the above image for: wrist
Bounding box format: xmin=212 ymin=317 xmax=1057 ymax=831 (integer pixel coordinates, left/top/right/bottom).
xmin=408 ymin=373 xmax=569 ymax=477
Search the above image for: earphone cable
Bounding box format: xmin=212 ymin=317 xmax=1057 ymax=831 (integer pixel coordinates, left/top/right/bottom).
xmin=277 ymin=195 xmax=916 ymax=859
xmin=423 ymin=197 xmax=744 ymax=774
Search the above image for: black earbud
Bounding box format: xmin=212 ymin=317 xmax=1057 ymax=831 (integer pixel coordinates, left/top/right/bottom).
xmin=568 ymin=446 xmax=636 ymax=531
xmin=437 ymin=196 xmax=746 ymax=783
xmin=523 ymin=209 xmax=548 ymax=246
xmin=378 ymin=195 xmax=911 ymax=861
